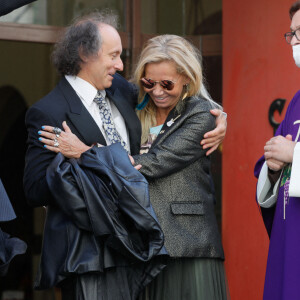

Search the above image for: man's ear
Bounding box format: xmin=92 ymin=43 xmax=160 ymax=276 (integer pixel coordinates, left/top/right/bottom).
xmin=79 ymin=46 xmax=89 ymax=62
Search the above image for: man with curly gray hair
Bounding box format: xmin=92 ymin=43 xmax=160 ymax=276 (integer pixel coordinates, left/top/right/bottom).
xmin=24 ymin=11 xmax=142 ymax=299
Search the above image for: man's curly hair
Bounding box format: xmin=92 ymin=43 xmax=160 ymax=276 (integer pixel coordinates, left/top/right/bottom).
xmin=52 ymin=11 xmax=118 ymax=76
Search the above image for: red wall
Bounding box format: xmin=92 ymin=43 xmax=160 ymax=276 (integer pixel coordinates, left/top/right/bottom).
xmin=222 ymin=1 xmax=300 ymax=299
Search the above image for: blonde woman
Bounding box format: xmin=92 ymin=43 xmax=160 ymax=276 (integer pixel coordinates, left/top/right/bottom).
xmin=131 ymin=35 xmax=228 ymax=300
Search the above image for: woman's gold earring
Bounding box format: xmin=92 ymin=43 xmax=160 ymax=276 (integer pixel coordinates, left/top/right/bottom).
xmin=182 ymin=84 xmax=189 ymax=100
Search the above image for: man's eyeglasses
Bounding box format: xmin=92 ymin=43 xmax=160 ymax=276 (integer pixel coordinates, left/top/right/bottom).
xmin=284 ymin=28 xmax=300 ymax=44
xmin=140 ymin=78 xmax=176 ymax=91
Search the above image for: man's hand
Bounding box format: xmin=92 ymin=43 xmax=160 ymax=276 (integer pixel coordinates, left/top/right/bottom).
xmin=266 ymin=158 xmax=287 ymax=172
xmin=264 ymin=134 xmax=295 ymax=163
xmin=129 ymin=155 xmax=142 ymax=170
xmin=201 ymin=109 xmax=227 ymax=156
xmin=39 ymin=121 xmax=91 ymax=158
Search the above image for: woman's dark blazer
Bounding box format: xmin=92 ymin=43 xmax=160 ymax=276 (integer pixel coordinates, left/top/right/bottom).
xmin=133 ymin=96 xmax=224 ymax=259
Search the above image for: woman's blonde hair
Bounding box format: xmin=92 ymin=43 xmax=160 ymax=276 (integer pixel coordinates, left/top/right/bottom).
xmin=133 ymin=34 xmax=221 ymax=144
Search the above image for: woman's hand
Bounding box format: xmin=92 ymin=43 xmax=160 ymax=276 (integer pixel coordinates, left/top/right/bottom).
xmin=201 ymin=109 xmax=227 ymax=155
xmin=38 ymin=121 xmax=91 ymax=158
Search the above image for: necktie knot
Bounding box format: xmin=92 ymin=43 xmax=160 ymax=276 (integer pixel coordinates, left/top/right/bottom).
xmin=94 ymin=91 xmax=105 ymax=107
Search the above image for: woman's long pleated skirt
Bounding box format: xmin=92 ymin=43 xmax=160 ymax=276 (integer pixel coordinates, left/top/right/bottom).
xmin=138 ymin=257 xmax=230 ymax=300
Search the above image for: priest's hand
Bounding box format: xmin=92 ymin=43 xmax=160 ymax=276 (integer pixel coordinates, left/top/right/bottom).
xmin=264 ymin=135 xmax=295 ymax=164
xmin=266 ymin=158 xmax=287 ymax=172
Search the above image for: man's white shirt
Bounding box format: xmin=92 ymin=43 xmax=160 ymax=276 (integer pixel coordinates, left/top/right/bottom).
xmin=65 ymin=75 xmax=130 ymax=150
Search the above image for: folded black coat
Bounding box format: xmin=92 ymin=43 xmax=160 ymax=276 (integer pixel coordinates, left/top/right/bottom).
xmin=0 ymin=0 xmax=37 ymax=16
xmin=36 ymin=143 xmax=167 ymax=298
xmin=0 ymin=179 xmax=27 ymax=276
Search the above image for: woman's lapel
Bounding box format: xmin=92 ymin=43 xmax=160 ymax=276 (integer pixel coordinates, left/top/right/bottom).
xmin=151 ymin=105 xmax=184 ymax=148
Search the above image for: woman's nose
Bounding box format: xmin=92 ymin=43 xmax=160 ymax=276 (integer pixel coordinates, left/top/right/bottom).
xmin=152 ymin=85 xmax=164 ymax=95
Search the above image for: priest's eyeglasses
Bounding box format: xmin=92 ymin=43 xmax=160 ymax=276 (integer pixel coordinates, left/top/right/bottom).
xmin=284 ymin=28 xmax=300 ymax=44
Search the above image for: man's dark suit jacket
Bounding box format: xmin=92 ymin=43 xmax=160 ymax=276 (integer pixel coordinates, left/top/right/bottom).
xmin=23 ymin=74 xmax=145 ymax=291
xmin=24 ymin=73 xmax=141 ymax=207
xmin=0 ymin=0 xmax=36 ymax=16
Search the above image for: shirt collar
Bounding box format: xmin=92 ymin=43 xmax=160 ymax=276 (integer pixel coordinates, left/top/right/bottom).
xmin=65 ymin=75 xmax=106 ymax=105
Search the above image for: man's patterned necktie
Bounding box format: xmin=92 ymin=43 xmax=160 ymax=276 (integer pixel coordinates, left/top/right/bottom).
xmin=94 ymin=91 xmax=129 ymax=152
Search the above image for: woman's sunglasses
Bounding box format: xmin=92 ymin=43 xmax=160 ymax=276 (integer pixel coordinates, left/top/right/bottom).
xmin=140 ymin=77 xmax=176 ymax=91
